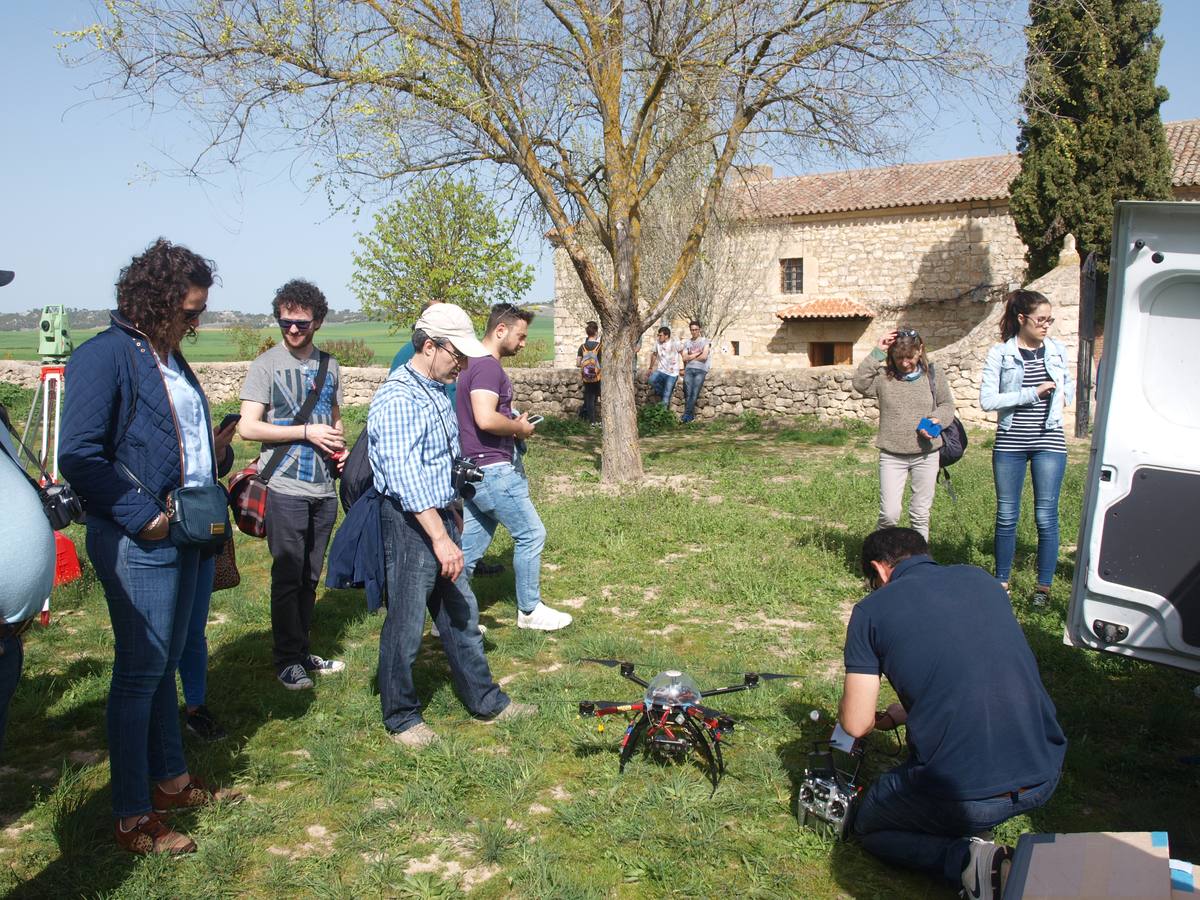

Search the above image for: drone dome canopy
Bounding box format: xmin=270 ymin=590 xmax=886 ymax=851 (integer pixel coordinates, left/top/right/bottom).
xmin=644 ymin=670 xmax=702 ymax=707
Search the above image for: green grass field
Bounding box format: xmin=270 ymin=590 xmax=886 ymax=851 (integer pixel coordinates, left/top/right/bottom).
xmin=0 ymin=397 xmax=1197 ymax=898
xmin=0 ymin=318 xmax=555 ymax=366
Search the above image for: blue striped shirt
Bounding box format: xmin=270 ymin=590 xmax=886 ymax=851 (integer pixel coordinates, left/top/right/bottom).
xmin=367 ymin=365 xmax=460 ymax=512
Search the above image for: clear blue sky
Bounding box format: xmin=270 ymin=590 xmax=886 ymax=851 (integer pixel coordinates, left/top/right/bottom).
xmin=2 ymin=2 xmax=1198 ymax=316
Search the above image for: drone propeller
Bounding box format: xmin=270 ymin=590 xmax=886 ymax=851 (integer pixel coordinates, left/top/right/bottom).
xmin=577 ymin=658 xmax=648 ymax=687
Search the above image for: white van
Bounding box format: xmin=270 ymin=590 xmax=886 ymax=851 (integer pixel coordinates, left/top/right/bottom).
xmin=1066 ymin=201 xmax=1200 ymax=673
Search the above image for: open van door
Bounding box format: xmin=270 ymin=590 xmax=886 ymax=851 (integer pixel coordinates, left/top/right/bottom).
xmin=1066 ymin=201 xmax=1200 ymax=673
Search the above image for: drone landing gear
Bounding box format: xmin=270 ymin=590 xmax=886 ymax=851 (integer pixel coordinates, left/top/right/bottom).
xmin=681 ymin=714 xmax=722 ymax=794
xmin=618 ymin=715 xmax=649 ymax=774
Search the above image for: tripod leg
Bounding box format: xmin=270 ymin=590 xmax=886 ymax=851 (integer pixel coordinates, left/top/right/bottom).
xmin=619 ymin=714 xmax=649 ymax=774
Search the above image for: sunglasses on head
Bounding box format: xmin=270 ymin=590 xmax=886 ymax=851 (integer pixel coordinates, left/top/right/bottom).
xmin=278 ymin=317 xmax=314 ymax=332
xmin=896 ymin=327 xmax=920 ymax=339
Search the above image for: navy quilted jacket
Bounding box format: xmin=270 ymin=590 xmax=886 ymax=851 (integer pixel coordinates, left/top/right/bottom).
xmin=60 ymin=311 xmax=220 ymax=536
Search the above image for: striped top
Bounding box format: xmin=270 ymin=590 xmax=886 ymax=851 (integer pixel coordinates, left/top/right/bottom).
xmin=993 ymin=346 xmax=1067 ymax=453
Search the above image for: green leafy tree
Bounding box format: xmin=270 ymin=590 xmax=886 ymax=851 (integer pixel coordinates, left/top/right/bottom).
xmin=1010 ymin=0 xmax=1173 ymax=281
xmin=351 ymin=178 xmax=533 ymax=326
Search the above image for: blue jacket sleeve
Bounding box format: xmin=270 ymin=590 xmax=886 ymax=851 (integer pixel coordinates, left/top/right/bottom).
xmin=60 ymin=339 xmax=160 ymax=535
xmin=979 ymin=343 xmax=1039 ymax=412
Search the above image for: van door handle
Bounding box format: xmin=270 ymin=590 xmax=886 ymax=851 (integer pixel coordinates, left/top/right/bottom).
xmin=1100 ymin=467 xmax=1114 ymax=482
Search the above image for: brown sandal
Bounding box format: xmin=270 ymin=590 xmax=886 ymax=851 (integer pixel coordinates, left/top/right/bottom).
xmin=152 ymin=776 xmax=244 ymax=814
xmin=114 ymin=813 xmax=196 ymax=855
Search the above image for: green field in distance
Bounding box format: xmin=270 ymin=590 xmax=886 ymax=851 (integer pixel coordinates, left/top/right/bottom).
xmin=0 ymin=318 xmax=555 ymax=366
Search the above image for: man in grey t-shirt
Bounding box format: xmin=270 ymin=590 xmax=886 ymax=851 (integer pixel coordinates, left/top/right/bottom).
xmin=238 ymin=279 xmax=347 ymax=690
xmin=680 ymin=320 xmax=712 ymax=423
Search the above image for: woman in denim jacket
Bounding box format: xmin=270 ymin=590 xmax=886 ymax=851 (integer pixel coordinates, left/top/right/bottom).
xmin=979 ymin=290 xmax=1075 ymax=607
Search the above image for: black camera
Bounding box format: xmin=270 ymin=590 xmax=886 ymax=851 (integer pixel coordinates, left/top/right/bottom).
xmin=450 ymin=455 xmax=484 ymax=499
xmin=41 ymin=481 xmax=86 ymax=531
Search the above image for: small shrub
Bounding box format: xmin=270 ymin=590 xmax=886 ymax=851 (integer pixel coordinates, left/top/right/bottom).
xmin=225 ymin=323 xmax=266 ymax=361
xmin=255 ymin=336 xmax=277 ymax=356
xmin=0 ymin=382 xmax=35 ymax=429
xmin=323 ymin=338 xmax=377 ymax=368
xmin=738 ymin=409 xmax=763 ymax=432
xmin=638 ymin=403 xmax=677 ymax=436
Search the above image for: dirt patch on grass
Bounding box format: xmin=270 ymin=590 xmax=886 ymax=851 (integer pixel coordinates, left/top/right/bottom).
xmin=542 ymin=471 xmax=714 ymax=502
xmin=727 ymin=612 xmax=814 ymax=633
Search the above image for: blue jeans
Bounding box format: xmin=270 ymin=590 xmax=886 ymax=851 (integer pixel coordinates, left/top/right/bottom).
xmin=853 ymin=761 xmax=1060 ymax=883
xmin=682 ymin=368 xmax=707 ymax=420
xmin=992 ymin=450 xmax=1068 ymax=586
xmin=462 ymin=462 xmax=547 ymax=615
xmin=86 ymin=517 xmax=197 ymax=818
xmin=0 ymin=633 xmax=24 ymax=760
xmin=648 ymin=371 xmax=678 ymax=407
xmin=178 ymin=554 xmax=216 ymax=709
xmin=378 ymin=499 xmax=508 ymax=733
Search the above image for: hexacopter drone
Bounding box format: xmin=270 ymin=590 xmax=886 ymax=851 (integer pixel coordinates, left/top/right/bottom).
xmin=577 ymin=658 xmax=799 ymax=791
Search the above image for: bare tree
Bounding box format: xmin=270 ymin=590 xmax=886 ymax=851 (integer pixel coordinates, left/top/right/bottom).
xmin=67 ymin=0 xmax=1011 ymax=482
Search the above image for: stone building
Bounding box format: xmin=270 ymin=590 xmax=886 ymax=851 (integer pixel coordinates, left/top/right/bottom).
xmin=552 ymin=118 xmax=1200 ymax=424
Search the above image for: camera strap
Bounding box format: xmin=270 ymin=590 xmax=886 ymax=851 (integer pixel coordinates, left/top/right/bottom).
xmin=403 ymin=363 xmax=459 ymax=461
xmin=0 ymin=408 xmax=60 ymax=489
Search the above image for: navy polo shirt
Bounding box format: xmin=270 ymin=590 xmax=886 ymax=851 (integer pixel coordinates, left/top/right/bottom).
xmin=844 ymin=555 xmax=1066 ymax=799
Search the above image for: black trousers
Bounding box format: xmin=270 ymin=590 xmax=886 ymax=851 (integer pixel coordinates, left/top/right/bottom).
xmin=581 ymin=381 xmax=601 ymax=424
xmin=264 ymin=491 xmax=338 ymax=670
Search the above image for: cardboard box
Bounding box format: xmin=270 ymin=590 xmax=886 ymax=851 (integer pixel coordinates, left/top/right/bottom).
xmin=1004 ymin=832 xmax=1172 ymax=899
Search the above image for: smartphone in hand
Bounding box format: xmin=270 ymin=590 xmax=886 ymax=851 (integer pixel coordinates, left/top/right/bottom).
xmin=218 ymin=413 xmax=242 ymax=432
xmin=527 ymin=415 xmax=545 ymax=426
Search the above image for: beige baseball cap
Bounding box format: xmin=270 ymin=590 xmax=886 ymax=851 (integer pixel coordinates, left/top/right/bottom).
xmin=413 ymin=303 xmax=488 ymax=358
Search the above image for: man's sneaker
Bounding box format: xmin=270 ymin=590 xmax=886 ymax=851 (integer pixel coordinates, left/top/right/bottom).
xmin=302 ymin=654 xmax=345 ymax=675
xmin=1031 ymin=588 xmax=1051 ymax=608
xmin=517 ymin=603 xmax=573 ymax=631
xmin=960 ymin=838 xmax=1012 ymax=900
xmin=184 ymin=705 xmax=228 ymax=742
xmin=390 ymin=722 xmax=440 ymax=749
xmin=475 ymin=561 xmax=505 ymax=576
xmin=430 ymin=619 xmax=487 ymax=638
xmin=482 ymin=701 xmax=538 ymax=724
xmin=277 ymin=663 xmax=314 ymax=691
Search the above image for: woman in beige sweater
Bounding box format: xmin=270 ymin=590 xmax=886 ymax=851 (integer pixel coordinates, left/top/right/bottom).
xmin=852 ymin=329 xmax=956 ymax=540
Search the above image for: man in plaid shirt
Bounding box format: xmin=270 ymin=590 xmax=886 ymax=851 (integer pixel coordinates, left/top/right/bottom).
xmin=367 ymin=303 xmax=536 ymax=749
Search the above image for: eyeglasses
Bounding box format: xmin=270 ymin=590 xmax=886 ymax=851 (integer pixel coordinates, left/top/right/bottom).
xmin=278 ymin=317 xmax=314 ymax=332
xmin=182 ymin=306 xmax=207 ymax=322
xmin=435 ymin=340 xmax=468 ymax=365
xmin=1022 ymin=315 xmax=1055 ymax=326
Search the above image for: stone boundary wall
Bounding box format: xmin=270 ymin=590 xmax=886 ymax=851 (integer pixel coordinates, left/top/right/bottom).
xmin=0 ymin=245 xmax=1080 ymax=431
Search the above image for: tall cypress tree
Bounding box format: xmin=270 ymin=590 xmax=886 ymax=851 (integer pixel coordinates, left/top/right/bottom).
xmin=1010 ymin=0 xmax=1173 ymax=280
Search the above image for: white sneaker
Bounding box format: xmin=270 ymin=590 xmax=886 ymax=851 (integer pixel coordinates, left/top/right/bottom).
xmin=961 ymin=838 xmax=1012 ymax=900
xmin=517 ymin=603 xmax=573 ymax=631
xmin=430 ymin=619 xmax=487 ymax=638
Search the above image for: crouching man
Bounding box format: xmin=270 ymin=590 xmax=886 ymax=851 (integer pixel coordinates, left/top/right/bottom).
xmin=367 ymin=302 xmax=536 ymax=748
xmin=839 ymin=527 xmax=1066 ymax=900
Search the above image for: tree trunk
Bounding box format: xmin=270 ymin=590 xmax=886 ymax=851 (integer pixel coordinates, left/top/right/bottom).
xmin=597 ymin=320 xmax=644 ymax=483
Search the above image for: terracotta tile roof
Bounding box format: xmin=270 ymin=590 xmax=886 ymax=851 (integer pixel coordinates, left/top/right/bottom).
xmin=777 ymin=298 xmax=874 ymax=320
xmin=1168 ymin=119 xmax=1200 ymax=186
xmin=741 ymin=119 xmax=1200 ymax=219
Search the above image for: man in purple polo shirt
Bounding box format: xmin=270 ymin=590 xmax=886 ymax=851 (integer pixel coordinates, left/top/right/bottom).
xmin=457 ymin=304 xmax=573 ymax=631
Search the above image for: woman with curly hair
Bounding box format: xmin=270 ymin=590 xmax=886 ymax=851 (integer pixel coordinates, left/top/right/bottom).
xmin=61 ymin=238 xmax=239 ymax=855
xmin=852 ymin=327 xmax=956 ymax=541
xmin=980 ymin=289 xmax=1075 ymax=607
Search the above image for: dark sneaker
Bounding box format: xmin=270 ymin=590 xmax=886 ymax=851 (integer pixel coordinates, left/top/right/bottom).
xmin=960 ymin=838 xmax=1012 ymax=900
xmin=184 ymin=705 xmax=228 ymax=742
xmin=1031 ymin=587 xmax=1051 ymax=608
xmin=474 ymin=561 xmax=505 ymax=576
xmin=278 ymin=663 xmax=314 ymax=690
xmin=302 ymin=654 xmax=345 ymax=675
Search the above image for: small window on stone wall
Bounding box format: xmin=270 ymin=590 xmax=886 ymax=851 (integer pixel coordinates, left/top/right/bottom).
xmin=809 ymin=342 xmax=852 ymax=366
xmin=780 ymin=258 xmax=804 ymax=294
xmin=730 ymin=340 xmax=741 ymax=356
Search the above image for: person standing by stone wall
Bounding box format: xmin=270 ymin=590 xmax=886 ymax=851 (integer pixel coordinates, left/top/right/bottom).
xmin=576 ymin=321 xmax=602 ymax=425
xmin=680 ymin=321 xmax=712 ymax=423
xmin=852 ymin=328 xmax=955 ymax=541
xmin=646 ymin=326 xmax=683 ymax=409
